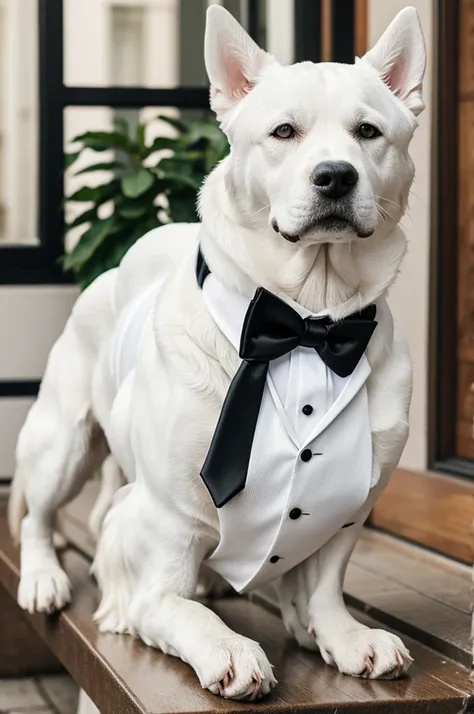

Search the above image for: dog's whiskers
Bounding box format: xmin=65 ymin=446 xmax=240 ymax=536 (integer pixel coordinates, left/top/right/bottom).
xmin=377 ymin=205 xmax=398 ymax=223
xmin=408 ymin=190 xmax=423 ymax=204
xmin=248 ymin=203 xmax=271 ymax=222
xmin=374 ymin=195 xmax=402 ymax=212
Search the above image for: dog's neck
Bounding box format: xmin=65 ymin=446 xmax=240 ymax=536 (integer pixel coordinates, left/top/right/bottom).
xmin=199 ymin=161 xmax=407 ymax=317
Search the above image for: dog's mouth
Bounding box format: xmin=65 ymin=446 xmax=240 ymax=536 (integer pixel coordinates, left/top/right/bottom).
xmin=272 ymin=214 xmax=374 ymax=243
xmin=311 ymin=215 xmax=354 ymax=233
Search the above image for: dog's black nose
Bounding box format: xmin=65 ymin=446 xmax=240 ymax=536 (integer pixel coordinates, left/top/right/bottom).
xmin=311 ymin=161 xmax=359 ymax=199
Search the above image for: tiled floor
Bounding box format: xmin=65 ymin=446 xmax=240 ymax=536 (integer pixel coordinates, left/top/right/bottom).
xmin=0 ymin=675 xmax=78 ymax=714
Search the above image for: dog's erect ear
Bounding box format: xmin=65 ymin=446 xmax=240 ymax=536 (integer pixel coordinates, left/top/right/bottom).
xmin=205 ymin=5 xmax=277 ymax=118
xmin=362 ymin=7 xmax=426 ymax=116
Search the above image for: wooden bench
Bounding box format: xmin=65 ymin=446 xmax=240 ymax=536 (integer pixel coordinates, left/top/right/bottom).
xmin=0 ymin=494 xmax=472 ymax=714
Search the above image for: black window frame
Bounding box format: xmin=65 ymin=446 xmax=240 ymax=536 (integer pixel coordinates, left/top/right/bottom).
xmin=295 ymin=0 xmax=356 ymax=64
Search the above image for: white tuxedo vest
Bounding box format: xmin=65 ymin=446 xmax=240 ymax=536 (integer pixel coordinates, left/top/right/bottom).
xmin=110 ymin=245 xmax=390 ymax=594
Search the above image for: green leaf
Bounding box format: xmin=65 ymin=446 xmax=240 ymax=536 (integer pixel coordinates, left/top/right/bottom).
xmin=160 ymin=171 xmax=201 ymax=190
xmin=70 ymin=130 xmax=133 ymax=152
xmin=65 ymin=151 xmax=80 ymax=169
xmin=175 ymin=150 xmax=205 ymax=162
xmin=74 ymin=161 xmax=127 ymax=176
xmin=114 ymin=117 xmax=129 ymax=136
xmin=167 ymin=193 xmax=198 ymax=223
xmin=74 ymin=220 xmax=160 ymax=288
xmin=157 ymin=156 xmax=193 ymax=176
xmin=186 ymin=121 xmax=224 ymax=145
xmin=155 ymin=114 xmax=188 ymax=133
xmin=121 ymin=169 xmax=155 ymax=198
xmin=144 ymin=136 xmax=180 ymax=157
xmin=118 ymin=204 xmax=148 ymax=219
xmin=66 ymin=180 xmax=120 ymax=204
xmin=65 ymin=207 xmax=97 ymax=230
xmin=67 ymin=185 xmax=103 ymax=202
xmin=203 ymin=144 xmax=229 ymax=173
xmin=63 ymin=216 xmax=115 ymax=270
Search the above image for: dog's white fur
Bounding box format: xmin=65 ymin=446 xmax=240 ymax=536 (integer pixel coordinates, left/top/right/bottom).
xmin=9 ymin=6 xmax=425 ymax=701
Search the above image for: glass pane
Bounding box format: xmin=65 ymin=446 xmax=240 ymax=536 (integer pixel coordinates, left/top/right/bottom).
xmin=64 ymin=0 xmax=191 ymax=88
xmin=0 ymin=0 xmax=38 ymax=245
xmin=63 ymin=105 xmax=228 ymax=286
xmin=63 ymin=0 xmax=267 ymax=88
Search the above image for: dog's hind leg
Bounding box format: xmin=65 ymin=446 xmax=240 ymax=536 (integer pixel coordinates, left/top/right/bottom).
xmin=13 ymin=275 xmax=115 ymax=614
xmin=88 ymin=455 xmax=125 ymax=539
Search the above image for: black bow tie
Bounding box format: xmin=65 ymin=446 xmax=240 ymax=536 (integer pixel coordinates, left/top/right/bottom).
xmin=197 ymin=252 xmax=377 ymax=508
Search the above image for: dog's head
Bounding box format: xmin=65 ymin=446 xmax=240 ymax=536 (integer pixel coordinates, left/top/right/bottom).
xmin=204 ymin=6 xmax=426 ymax=245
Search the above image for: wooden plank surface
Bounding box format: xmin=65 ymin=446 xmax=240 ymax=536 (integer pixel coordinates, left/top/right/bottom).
xmin=0 ymin=499 xmax=472 ymax=713
xmin=351 ymin=531 xmax=471 ymax=615
xmin=371 ymin=469 xmax=474 ymax=563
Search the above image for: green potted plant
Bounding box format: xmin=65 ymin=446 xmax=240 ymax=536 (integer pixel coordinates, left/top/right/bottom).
xmin=63 ymin=115 xmax=229 ymax=289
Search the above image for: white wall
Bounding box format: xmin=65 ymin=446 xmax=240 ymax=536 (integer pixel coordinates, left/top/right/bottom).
xmin=368 ymin=0 xmax=433 ymax=470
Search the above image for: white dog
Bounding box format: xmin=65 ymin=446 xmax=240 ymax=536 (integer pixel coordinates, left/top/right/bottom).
xmin=9 ymin=5 xmax=425 ymax=701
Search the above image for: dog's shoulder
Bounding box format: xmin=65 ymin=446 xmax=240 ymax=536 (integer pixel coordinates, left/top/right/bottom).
xmin=366 ymin=297 xmax=411 ymax=384
xmin=114 ymin=223 xmax=201 ymax=315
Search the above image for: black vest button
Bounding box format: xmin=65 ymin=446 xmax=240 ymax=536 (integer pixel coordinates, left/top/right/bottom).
xmin=269 ymin=555 xmax=280 ymax=564
xmin=302 ymin=404 xmax=313 ymax=415
xmin=301 ymin=448 xmax=313 ymax=462
xmin=289 ymin=508 xmax=302 ymax=520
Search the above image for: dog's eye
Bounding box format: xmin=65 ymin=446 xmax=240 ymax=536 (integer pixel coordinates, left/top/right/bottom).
xmin=358 ymin=123 xmax=381 ymax=139
xmin=272 ymin=124 xmax=295 ymax=139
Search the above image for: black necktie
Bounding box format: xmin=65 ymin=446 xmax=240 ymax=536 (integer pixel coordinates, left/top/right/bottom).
xmin=198 ymin=252 xmax=377 ymax=508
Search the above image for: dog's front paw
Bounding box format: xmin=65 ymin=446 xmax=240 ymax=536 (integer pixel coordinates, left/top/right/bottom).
xmin=320 ymin=628 xmax=413 ymax=680
xmin=197 ymin=636 xmax=276 ymax=700
xmin=18 ymin=566 xmax=72 ymax=614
